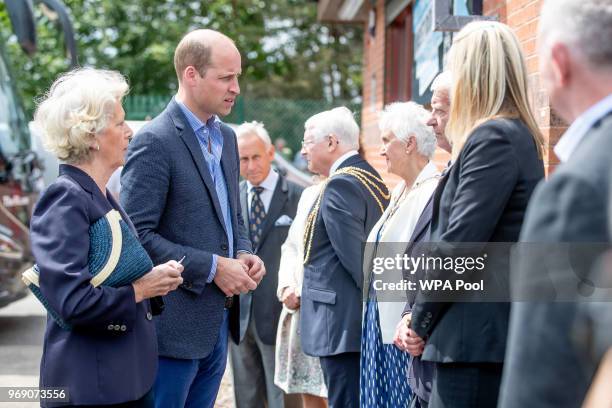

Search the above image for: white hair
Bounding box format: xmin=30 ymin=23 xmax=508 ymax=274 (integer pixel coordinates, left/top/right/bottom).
xmin=236 ymin=121 xmax=272 ymax=146
xmin=540 ymin=0 xmax=612 ymax=69
xmin=431 ymin=71 xmax=452 ymax=96
xmin=304 ymin=106 xmax=360 ymax=150
xmin=34 ymin=67 xmax=129 ymax=163
xmin=378 ymin=102 xmax=436 ymax=159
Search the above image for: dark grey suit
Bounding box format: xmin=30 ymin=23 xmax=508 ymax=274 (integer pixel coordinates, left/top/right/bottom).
xmin=499 ymin=112 xmax=612 ymax=408
xmin=230 ymin=172 xmax=303 ymax=408
xmin=301 ymin=154 xmax=389 ymax=407
xmin=411 ymin=118 xmax=544 ymax=407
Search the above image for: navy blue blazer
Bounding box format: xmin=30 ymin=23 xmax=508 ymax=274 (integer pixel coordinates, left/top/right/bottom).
xmin=237 ymin=174 xmax=303 ymax=345
xmin=121 ymin=99 xmax=251 ymax=359
xmin=300 ymin=154 xmax=389 ymax=357
xmin=30 ymin=164 xmax=157 ymax=407
xmin=411 ymin=118 xmax=544 ymax=363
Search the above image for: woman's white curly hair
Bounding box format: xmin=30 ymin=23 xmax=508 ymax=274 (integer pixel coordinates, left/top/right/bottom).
xmin=34 ymin=67 xmax=129 ymax=164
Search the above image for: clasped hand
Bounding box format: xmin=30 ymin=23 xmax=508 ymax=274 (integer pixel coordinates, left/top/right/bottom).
xmin=393 ymin=313 xmax=426 ymax=356
xmin=214 ymin=253 xmax=266 ymax=296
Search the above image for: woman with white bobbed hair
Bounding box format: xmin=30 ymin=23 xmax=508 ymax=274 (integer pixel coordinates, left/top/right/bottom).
xmin=28 ymin=68 xmax=184 ymax=407
xmin=360 ymin=101 xmax=440 ymax=408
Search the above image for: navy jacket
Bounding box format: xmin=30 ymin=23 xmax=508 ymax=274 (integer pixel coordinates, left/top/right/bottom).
xmin=121 ymin=99 xmax=251 ymax=359
xmin=30 ymin=164 xmax=157 ymax=407
xmin=411 ymin=118 xmax=544 ymax=363
xmin=238 ymin=174 xmax=303 ymax=345
xmin=300 ymin=154 xmax=389 ymax=357
xmin=499 ymin=112 xmax=612 ymax=408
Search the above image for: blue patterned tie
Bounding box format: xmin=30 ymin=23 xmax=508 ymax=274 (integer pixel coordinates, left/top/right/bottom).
xmin=249 ymin=186 xmax=266 ymax=248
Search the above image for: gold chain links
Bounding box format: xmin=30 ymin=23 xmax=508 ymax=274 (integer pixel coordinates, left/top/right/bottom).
xmin=302 ymin=166 xmax=389 ymax=265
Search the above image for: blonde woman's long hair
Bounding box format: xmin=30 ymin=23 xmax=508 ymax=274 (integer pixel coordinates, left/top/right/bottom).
xmin=446 ymin=21 xmax=543 ymax=160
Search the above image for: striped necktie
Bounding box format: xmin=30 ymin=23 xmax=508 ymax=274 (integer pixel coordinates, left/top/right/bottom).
xmin=249 ymin=186 xmax=266 ymax=248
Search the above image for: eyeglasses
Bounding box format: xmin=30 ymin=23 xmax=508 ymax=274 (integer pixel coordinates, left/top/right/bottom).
xmin=301 ymin=139 xmax=316 ymax=149
xmin=301 ymin=135 xmax=337 ymax=149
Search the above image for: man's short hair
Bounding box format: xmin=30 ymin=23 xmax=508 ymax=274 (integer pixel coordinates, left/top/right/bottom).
xmin=379 ymin=102 xmax=437 ymax=159
xmin=431 ymin=71 xmax=451 ymax=95
xmin=540 ymin=0 xmax=612 ymax=69
xmin=304 ymin=107 xmax=360 ymax=150
xmin=236 ymin=121 xmax=272 ymax=147
xmin=174 ymin=36 xmax=212 ymax=80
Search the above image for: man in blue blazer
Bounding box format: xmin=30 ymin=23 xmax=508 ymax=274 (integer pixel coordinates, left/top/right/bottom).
xmin=121 ymin=29 xmax=265 ymax=408
xmin=299 ymin=107 xmax=389 ymax=407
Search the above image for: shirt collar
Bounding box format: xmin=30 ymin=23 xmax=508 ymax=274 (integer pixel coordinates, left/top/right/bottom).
xmin=413 ymin=161 xmax=440 ymax=186
xmin=247 ymin=168 xmax=279 ymax=193
xmin=554 ymin=93 xmax=612 ymax=162
xmin=330 ymin=150 xmax=359 ymax=175
xmin=175 ymin=97 xmax=220 ymax=133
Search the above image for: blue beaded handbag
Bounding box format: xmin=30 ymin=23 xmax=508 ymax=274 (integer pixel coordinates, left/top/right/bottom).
xmin=22 ymin=210 xmax=153 ymax=330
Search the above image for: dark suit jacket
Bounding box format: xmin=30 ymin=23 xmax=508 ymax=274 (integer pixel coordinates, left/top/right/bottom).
xmin=300 ymin=154 xmax=389 ymax=357
xmin=121 ymin=99 xmax=251 ymax=359
xmin=30 ymin=165 xmax=157 ymax=407
xmin=237 ymin=173 xmax=303 ymax=345
xmin=411 ymin=118 xmax=544 ymax=363
xmin=499 ymin=112 xmax=612 ymax=408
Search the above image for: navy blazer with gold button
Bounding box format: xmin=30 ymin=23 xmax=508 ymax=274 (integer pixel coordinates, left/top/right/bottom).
xmin=30 ymin=164 xmax=157 ymax=407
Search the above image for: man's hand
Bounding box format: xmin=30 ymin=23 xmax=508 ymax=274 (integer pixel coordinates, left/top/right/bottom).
xmin=393 ymin=314 xmax=425 ymax=356
xmin=213 ymin=257 xmax=257 ymax=296
xmin=281 ymin=287 xmax=300 ymax=310
xmin=238 ymin=253 xmax=266 ymax=285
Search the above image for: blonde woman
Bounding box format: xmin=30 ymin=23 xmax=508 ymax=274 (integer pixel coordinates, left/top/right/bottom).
xmin=275 ymin=180 xmax=328 ymax=408
xmin=408 ymin=21 xmax=545 ymax=407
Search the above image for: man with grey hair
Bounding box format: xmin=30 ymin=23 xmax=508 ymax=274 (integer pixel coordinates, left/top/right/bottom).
xmin=121 ymin=29 xmax=264 ymax=407
xmin=426 ymin=71 xmax=452 ymax=153
xmin=499 ymin=1 xmax=612 ymax=407
xmin=231 ymin=121 xmax=303 ymax=408
xmin=300 ymin=106 xmax=389 ymax=407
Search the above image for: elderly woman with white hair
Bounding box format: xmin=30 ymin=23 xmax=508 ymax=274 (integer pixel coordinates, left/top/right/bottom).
xmin=360 ymin=101 xmax=439 ymax=408
xmin=28 ymin=68 xmax=184 ymax=407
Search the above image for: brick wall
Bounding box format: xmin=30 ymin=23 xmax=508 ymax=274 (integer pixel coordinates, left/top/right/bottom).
xmin=360 ymin=0 xmax=566 ymax=187
xmin=361 ymin=0 xmax=403 ymax=187
xmin=487 ymin=0 xmax=566 ymax=175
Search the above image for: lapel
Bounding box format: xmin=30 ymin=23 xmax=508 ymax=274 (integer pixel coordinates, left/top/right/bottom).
xmin=107 ymin=190 xmax=138 ymax=236
xmin=429 ymin=166 xmax=452 ymax=236
xmin=169 ymin=100 xmax=227 ymax=234
xmin=409 ymin=194 xmax=434 ymax=244
xmin=240 ymin=181 xmax=249 ymax=233
xmin=257 ymin=175 xmax=288 ymax=251
xmin=220 ymin=124 xmax=237 ymax=225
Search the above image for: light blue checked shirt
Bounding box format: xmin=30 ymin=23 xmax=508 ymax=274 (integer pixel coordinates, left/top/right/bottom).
xmin=177 ymin=99 xmax=233 ymax=283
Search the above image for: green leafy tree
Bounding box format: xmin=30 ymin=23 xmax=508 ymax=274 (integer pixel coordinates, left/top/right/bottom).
xmin=0 ymin=0 xmax=363 ymax=118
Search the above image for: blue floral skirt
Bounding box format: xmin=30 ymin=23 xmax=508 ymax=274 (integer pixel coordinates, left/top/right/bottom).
xmin=360 ymin=296 xmax=411 ymax=407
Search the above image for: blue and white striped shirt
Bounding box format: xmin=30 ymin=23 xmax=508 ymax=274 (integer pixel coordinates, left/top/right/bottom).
xmin=176 ymin=99 xmax=233 ymax=283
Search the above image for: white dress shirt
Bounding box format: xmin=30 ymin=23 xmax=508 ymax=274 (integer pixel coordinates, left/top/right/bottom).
xmin=330 ymin=150 xmax=359 ymax=175
xmin=246 ymin=169 xmax=279 ymax=213
xmin=554 ymin=93 xmax=612 ymax=162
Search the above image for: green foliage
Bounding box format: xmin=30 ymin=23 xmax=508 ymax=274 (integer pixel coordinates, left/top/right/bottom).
xmin=0 ymin=0 xmax=363 ymax=119
xmin=124 ymin=94 xmax=361 ymax=154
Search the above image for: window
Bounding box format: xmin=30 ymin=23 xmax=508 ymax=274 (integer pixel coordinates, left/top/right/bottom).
xmin=384 ymin=7 xmax=413 ymax=104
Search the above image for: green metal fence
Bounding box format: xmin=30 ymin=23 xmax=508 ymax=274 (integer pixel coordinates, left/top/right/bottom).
xmin=124 ymin=95 xmax=361 ymax=157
